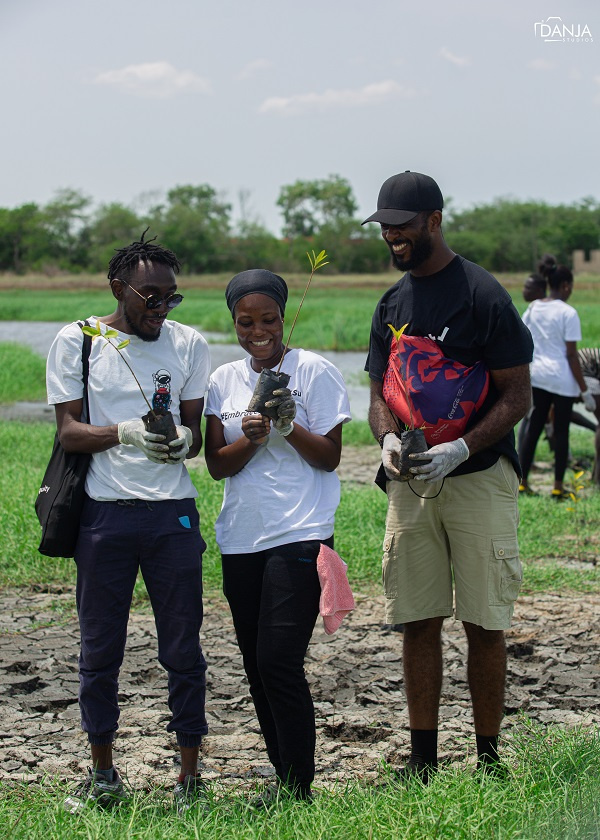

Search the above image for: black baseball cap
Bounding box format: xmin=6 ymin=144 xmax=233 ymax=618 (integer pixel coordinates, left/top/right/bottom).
xmin=362 ymin=171 xmax=444 ymax=226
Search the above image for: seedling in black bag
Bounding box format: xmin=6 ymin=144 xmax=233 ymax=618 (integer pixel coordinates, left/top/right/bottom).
xmin=80 ymin=323 xmax=180 ymax=445
xmin=247 ymin=249 xmax=329 ymax=418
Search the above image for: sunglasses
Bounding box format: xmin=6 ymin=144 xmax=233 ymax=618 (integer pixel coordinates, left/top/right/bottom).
xmin=119 ymin=279 xmax=184 ymax=310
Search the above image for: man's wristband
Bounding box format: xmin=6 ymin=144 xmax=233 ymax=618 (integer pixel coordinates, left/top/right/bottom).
xmin=377 ymin=429 xmax=397 ymax=448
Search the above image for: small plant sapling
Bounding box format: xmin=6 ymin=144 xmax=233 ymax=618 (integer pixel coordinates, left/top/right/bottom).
xmin=80 ymin=323 xmax=179 ymax=445
xmin=247 ymin=249 xmax=329 ymax=419
xmin=565 ymin=470 xmax=592 ymax=564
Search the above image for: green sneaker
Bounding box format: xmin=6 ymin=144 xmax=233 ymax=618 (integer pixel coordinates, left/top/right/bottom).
xmin=173 ymin=774 xmax=209 ymax=815
xmin=63 ymin=768 xmax=126 ymax=814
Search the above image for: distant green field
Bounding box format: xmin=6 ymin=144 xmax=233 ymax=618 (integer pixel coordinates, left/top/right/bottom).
xmin=1 ymin=271 xmax=600 ymax=351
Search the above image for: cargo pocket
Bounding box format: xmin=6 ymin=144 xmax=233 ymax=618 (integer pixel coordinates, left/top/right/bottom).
xmin=488 ymin=538 xmax=522 ymax=606
xmin=382 ymin=532 xmax=398 ymax=599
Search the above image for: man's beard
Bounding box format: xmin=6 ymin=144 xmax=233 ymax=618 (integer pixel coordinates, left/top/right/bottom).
xmin=391 ymin=222 xmax=434 ymax=272
xmin=124 ymin=310 xmax=161 ymax=342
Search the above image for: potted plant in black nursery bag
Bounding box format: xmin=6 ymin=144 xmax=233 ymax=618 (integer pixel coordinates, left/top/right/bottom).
xmin=80 ymin=323 xmax=181 ymax=447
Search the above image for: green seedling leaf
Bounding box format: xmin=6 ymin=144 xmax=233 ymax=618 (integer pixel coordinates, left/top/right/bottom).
xmin=388 ymin=323 xmax=409 ymax=341
xmin=275 ymin=248 xmax=329 ymax=374
xmin=79 ymin=323 xmax=154 ymax=415
xmin=307 ymin=249 xmax=329 ymax=272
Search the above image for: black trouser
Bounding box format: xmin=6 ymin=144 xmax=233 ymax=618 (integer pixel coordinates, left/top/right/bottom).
xmin=75 ymin=497 xmax=207 ymax=747
xmin=221 ymin=537 xmax=331 ymax=795
xmin=519 ymin=387 xmax=575 ymax=483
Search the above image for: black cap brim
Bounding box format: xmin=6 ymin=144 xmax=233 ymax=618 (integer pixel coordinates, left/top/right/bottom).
xmin=361 ymin=208 xmax=420 ymax=226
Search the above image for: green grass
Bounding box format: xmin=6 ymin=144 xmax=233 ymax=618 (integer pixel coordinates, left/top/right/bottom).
xmin=3 ymin=271 xmax=600 ymax=351
xmin=2 ymin=419 xmax=598 ymax=597
xmin=0 ymin=342 xmax=47 ymax=403
xmin=0 ymin=285 xmax=383 ymax=352
xmin=0 ymin=721 xmax=598 ymax=839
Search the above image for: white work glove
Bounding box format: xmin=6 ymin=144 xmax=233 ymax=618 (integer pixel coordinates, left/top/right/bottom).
xmin=266 ymin=388 xmax=296 ymax=437
xmin=581 ymin=389 xmax=596 ymax=412
xmin=117 ymin=418 xmax=168 ymax=464
xmin=166 ymin=425 xmax=193 ymax=464
xmin=410 ymin=438 xmax=470 ymax=482
xmin=381 ymin=432 xmax=403 ymax=481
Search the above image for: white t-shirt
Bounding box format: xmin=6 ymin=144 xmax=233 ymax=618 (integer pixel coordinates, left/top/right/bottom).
xmin=205 ymin=349 xmax=352 ymax=554
xmin=46 ymin=318 xmax=211 ymax=500
xmin=522 ymin=299 xmax=582 ymax=397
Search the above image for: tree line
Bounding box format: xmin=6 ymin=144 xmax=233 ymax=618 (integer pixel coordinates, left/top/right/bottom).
xmin=1 ymin=176 xmax=599 ymax=276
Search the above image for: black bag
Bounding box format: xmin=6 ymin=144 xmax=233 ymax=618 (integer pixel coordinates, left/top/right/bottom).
xmin=35 ymin=322 xmax=92 ymax=558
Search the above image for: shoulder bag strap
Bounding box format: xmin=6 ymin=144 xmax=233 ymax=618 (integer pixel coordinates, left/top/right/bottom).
xmin=78 ymin=319 xmax=92 ymax=424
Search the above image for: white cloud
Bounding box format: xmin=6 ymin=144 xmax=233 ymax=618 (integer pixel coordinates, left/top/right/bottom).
xmin=440 ymin=47 xmax=471 ymax=67
xmin=529 ymin=59 xmax=555 ymax=71
xmin=259 ymin=80 xmax=417 ymax=116
xmin=94 ymin=61 xmax=211 ymax=98
xmin=236 ymin=59 xmax=272 ymax=81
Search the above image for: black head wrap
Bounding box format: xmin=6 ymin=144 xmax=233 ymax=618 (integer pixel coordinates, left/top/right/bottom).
xmin=225 ymin=269 xmax=288 ymax=316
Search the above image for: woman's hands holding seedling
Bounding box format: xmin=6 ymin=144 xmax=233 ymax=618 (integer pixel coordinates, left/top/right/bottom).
xmin=266 ymin=388 xmax=296 ymax=437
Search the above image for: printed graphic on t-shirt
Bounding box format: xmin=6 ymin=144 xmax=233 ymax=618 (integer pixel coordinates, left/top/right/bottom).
xmin=383 ymin=333 xmax=490 ymax=444
xmin=152 ymin=369 xmax=173 ymax=411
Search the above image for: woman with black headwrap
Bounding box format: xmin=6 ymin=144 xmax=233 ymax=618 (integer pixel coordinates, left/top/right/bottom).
xmin=204 ymin=269 xmax=351 ymax=803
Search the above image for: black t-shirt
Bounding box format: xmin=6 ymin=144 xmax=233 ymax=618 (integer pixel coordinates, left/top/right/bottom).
xmin=365 ymin=255 xmax=533 ymax=476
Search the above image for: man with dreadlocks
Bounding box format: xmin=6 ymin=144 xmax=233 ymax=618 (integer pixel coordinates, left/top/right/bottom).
xmin=46 ymin=231 xmax=211 ymax=814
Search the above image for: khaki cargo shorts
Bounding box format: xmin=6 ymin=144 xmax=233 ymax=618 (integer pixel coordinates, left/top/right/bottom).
xmin=382 ymin=456 xmax=521 ymax=630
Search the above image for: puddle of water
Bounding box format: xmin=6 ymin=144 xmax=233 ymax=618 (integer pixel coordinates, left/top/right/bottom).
xmin=0 ymin=322 xmax=370 ymax=420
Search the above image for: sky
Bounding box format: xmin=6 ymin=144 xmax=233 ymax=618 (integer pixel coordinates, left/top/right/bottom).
xmin=1 ymin=0 xmax=599 ymax=235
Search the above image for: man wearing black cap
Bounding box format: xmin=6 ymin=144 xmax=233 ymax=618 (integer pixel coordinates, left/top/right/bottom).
xmin=363 ymin=171 xmax=533 ymax=780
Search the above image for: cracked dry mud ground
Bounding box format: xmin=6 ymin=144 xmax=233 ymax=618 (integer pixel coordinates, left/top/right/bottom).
xmin=1 ymin=586 xmax=598 ymax=790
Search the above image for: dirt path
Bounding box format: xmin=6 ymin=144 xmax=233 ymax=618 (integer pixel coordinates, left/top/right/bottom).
xmin=1 ymin=586 xmax=598 ymax=790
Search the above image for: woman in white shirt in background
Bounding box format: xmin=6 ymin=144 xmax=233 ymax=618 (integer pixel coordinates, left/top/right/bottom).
xmin=518 ymin=264 xmax=595 ymax=499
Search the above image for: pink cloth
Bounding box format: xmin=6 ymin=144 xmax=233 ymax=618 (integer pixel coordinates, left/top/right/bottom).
xmin=316 ymin=544 xmax=355 ymax=635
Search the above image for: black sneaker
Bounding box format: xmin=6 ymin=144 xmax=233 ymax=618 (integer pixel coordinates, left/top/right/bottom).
xmin=475 ymin=759 xmax=509 ymax=781
xmin=391 ymin=760 xmax=437 ymax=785
xmin=63 ymin=768 xmax=126 ymax=814
xmin=173 ymin=774 xmax=209 ymax=815
xmin=249 ymin=782 xmax=281 ymax=809
xmin=249 ymin=782 xmax=313 ymax=808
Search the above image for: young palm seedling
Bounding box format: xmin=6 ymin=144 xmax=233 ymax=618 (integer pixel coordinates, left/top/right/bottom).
xmin=247 ymin=249 xmax=329 ymax=419
xmin=80 ymin=323 xmax=179 ymax=444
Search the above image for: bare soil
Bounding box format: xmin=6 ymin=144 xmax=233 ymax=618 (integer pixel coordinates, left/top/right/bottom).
xmin=1 ymin=584 xmax=598 ymax=790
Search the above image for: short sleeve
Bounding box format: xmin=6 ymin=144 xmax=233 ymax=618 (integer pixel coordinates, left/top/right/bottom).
xmin=46 ymin=322 xmax=87 ymax=405
xmin=365 ymin=304 xmax=391 ymax=381
xmin=563 ymin=308 xmax=582 ymax=343
xmin=483 ymin=301 xmax=533 ymax=370
xmin=204 ymin=373 xmax=222 ymax=418
xmin=180 ymin=331 xmax=211 ymax=400
xmin=303 ymin=361 xmax=352 ymax=435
